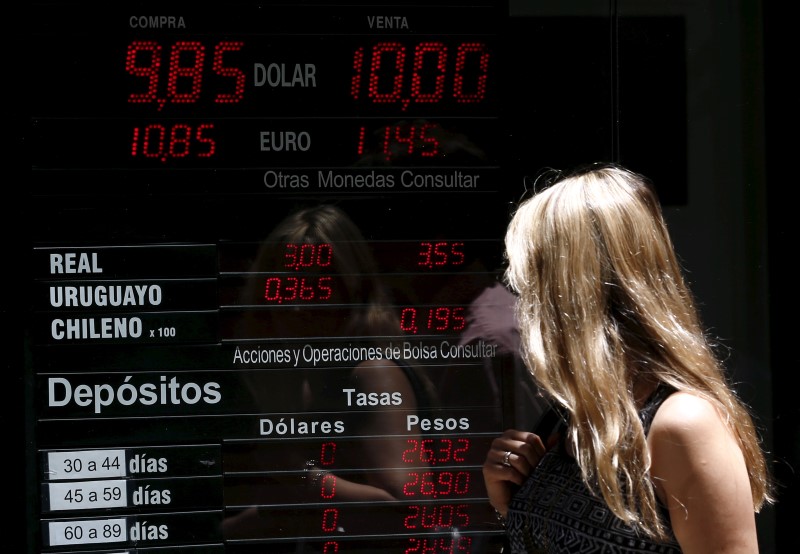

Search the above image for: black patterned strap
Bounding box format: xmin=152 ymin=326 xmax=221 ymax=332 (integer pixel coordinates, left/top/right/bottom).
xmin=639 ymin=385 xmax=676 ymax=434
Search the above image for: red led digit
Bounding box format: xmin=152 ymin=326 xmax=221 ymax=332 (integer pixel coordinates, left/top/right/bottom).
xmin=317 ymin=277 xmax=333 ymax=301
xmin=284 ymin=244 xmax=298 ymax=269
xmin=350 ymin=46 xmax=365 ymax=99
xmin=320 ymin=473 xmax=336 ymax=499
xmin=418 ymin=242 xmax=434 ymax=268
xmin=274 ymin=277 xmax=296 ymax=301
xmin=438 ymin=471 xmax=454 ymax=495
xmin=368 ymin=42 xmax=405 ymax=103
xmin=167 ymin=124 xmax=192 ymax=158
xmin=126 ymin=41 xmax=162 ymax=105
xmin=314 ymin=244 xmax=333 ymax=267
xmin=419 ymin=123 xmax=440 ymax=157
xmin=419 ymin=471 xmax=436 ymax=496
xmin=437 ymin=438 xmax=453 ymax=464
xmin=433 ymin=307 xmax=451 ymax=331
xmin=410 ymin=42 xmax=447 ymax=103
xmin=141 ymin=124 xmax=166 ymax=160
xmin=212 ymin=41 xmax=245 ymax=104
xmin=393 ymin=124 xmax=416 ymax=156
xmin=420 ymin=439 xmax=434 ymax=463
xmin=321 ymin=508 xmax=338 ymax=532
xmin=400 ymin=308 xmax=419 ymax=334
xmin=298 ymin=277 xmax=316 ymax=301
xmin=438 ymin=505 xmax=457 ymax=528
xmin=451 ymin=242 xmax=466 ymax=264
xmin=421 ymin=505 xmax=438 ymax=528
xmin=432 ymin=242 xmax=449 ymax=266
xmin=452 ymin=306 xmax=466 ymax=331
xmin=323 ymin=542 xmax=339 ymax=553
xmin=453 ymin=438 xmax=469 ymax=461
xmin=402 ymin=472 xmax=419 ymax=496
xmin=283 ymin=276 xmax=300 ymax=302
xmin=426 ymin=308 xmax=436 ymax=331
xmin=454 ymin=471 xmax=470 ymax=495
xmin=130 ymin=127 xmax=140 ymax=156
xmin=195 ymin=124 xmax=216 ymax=157
xmin=320 ymin=441 xmax=336 ymax=466
xmin=356 ymin=125 xmax=367 ymax=156
xmin=402 ymin=439 xmax=418 ymax=463
xmin=264 ymin=277 xmax=283 ymax=303
xmin=166 ymin=41 xmax=205 ymax=104
xmin=380 ymin=125 xmax=393 ymax=160
xmin=404 ymin=505 xmax=420 ymax=528
xmin=297 ymin=244 xmax=316 ymax=269
xmin=454 ymin=42 xmax=489 ymax=103
xmin=456 ymin=504 xmax=470 ymax=526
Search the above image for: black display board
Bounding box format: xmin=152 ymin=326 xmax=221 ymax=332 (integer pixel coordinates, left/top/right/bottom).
xmin=19 ymin=2 xmax=689 ymax=552
xmin=24 ymin=3 xmax=516 ymax=552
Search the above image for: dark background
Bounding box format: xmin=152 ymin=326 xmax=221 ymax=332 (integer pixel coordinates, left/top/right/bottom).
xmin=11 ymin=1 xmax=795 ymax=552
xmin=506 ymin=2 xmax=794 ymax=551
xmin=764 ymin=0 xmax=796 ymax=549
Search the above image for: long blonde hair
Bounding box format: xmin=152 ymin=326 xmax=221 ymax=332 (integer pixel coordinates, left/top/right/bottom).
xmin=505 ymin=164 xmax=774 ymax=538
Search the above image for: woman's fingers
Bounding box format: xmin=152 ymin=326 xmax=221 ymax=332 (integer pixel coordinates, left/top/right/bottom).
xmin=482 ymin=429 xmax=548 ymax=515
xmin=495 ymin=430 xmax=546 ymax=469
xmin=484 ymin=429 xmax=546 ymax=484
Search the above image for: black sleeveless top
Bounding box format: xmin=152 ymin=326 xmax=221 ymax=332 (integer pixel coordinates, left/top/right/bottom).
xmin=506 ymin=386 xmax=682 ymax=553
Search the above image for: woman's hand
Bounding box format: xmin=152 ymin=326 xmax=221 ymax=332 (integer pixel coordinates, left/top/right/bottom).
xmin=482 ymin=429 xmax=546 ymax=518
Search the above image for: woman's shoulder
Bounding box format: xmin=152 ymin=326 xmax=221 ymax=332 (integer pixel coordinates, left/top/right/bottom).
xmin=647 ymin=393 xmax=758 ymax=551
xmin=649 ymin=390 xmax=724 ymax=437
xmin=647 ymin=390 xmax=743 ymax=480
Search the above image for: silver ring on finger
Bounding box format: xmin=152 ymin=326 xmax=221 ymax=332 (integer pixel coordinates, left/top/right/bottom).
xmin=502 ymin=450 xmax=512 ymax=467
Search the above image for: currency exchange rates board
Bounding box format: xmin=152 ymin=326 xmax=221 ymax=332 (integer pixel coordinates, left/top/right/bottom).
xmin=23 ymin=2 xmax=553 ymax=553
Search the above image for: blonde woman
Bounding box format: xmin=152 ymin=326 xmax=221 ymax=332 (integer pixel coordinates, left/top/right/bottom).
xmin=482 ymin=164 xmax=774 ymax=553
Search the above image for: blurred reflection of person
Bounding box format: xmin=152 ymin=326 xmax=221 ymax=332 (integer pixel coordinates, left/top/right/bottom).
xmin=458 ymin=280 xmax=552 ymax=434
xmin=224 ymin=204 xmax=438 ymax=541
